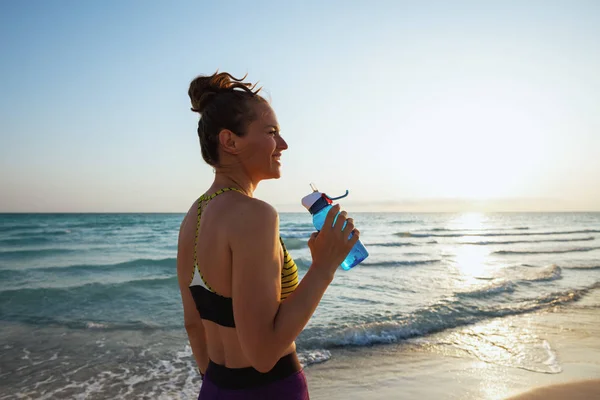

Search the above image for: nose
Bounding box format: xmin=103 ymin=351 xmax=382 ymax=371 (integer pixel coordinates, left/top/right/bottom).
xmin=277 ymin=135 xmax=288 ymax=150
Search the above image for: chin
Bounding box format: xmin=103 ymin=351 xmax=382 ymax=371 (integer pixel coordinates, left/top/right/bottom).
xmin=268 ymin=171 xmax=282 ymax=180
xmin=267 ymin=163 xmax=282 ymax=179
xmin=256 ymin=170 xmax=281 ymax=182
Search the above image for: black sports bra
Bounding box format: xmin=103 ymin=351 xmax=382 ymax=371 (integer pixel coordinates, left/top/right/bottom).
xmin=189 ymin=188 xmax=299 ymax=327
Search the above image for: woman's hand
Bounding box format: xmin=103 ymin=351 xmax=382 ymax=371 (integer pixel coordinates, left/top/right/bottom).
xmin=307 ymin=204 xmax=360 ymax=281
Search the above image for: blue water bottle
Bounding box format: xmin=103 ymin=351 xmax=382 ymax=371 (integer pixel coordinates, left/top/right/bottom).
xmin=301 ymin=183 xmax=369 ymax=270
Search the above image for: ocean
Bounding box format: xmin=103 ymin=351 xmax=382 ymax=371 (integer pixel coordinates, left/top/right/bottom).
xmin=1 ymin=212 xmax=599 ymax=399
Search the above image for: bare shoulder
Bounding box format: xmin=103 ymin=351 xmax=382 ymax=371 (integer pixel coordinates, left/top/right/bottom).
xmin=224 ymin=196 xmax=279 ymax=241
xmin=178 ymin=200 xmax=199 ymax=241
xmin=231 ymin=196 xmax=277 ymax=220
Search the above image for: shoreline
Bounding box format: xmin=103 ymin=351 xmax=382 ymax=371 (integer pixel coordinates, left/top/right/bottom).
xmin=304 ymin=294 xmax=600 ymax=399
xmin=506 ymin=379 xmax=600 ymax=399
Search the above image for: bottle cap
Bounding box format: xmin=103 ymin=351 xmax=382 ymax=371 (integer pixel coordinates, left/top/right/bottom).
xmin=301 ymin=191 xmax=323 ymax=210
xmin=301 ymin=183 xmax=323 ymax=210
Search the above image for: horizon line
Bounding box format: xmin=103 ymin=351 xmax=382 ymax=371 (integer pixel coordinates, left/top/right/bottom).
xmin=2 ymin=210 xmax=600 ymax=215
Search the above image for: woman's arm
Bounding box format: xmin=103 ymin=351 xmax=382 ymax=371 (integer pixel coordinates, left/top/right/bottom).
xmin=230 ymin=201 xmax=357 ymax=372
xmin=176 ymin=217 xmax=208 ymax=375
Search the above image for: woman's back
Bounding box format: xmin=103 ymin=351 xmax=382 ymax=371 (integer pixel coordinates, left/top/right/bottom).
xmin=178 ymin=188 xmax=296 ymax=369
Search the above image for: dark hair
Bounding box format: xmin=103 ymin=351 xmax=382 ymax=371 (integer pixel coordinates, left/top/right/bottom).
xmin=188 ymin=71 xmax=266 ymax=166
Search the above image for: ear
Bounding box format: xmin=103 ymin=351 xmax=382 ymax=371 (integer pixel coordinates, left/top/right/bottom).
xmin=218 ymin=129 xmax=241 ymax=155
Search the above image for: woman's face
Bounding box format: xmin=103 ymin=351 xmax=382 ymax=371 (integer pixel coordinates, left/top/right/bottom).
xmin=235 ymin=101 xmax=288 ymax=181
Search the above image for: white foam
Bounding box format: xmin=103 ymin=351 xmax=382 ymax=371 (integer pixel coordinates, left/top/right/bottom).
xmin=298 ymin=349 xmax=332 ymax=367
xmin=30 ymin=349 xmax=202 ymax=400
xmin=63 ymin=362 xmax=91 ymax=377
xmin=34 ymin=376 xmax=57 ymax=389
xmin=86 ymin=322 xmax=108 ymax=329
xmin=522 ymin=264 xmax=562 ymax=282
xmin=542 ymin=340 xmax=561 ymax=373
xmin=457 ymin=281 xmax=516 ymax=297
xmin=419 ymin=325 xmax=564 ymax=375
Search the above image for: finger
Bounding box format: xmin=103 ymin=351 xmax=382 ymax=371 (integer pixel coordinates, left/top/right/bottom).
xmin=323 ymin=204 xmax=340 ymax=230
xmin=342 ymin=218 xmax=354 ymax=236
xmin=349 ymin=228 xmax=360 ymax=246
xmin=333 ymin=210 xmax=348 ymax=231
xmin=307 ymin=232 xmax=318 ymax=248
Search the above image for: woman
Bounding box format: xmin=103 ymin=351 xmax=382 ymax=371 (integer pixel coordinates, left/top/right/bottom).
xmin=176 ymin=71 xmax=360 ymax=399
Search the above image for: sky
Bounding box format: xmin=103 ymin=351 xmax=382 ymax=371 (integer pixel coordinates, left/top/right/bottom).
xmin=1 ymin=0 xmax=599 ymax=213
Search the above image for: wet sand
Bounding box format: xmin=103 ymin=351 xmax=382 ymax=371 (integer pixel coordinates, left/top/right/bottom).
xmin=506 ymin=379 xmax=600 ymax=400
xmin=305 ymin=292 xmax=600 ymax=399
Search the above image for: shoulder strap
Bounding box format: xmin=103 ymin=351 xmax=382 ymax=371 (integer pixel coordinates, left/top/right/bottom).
xmin=193 ymin=187 xmax=244 ymax=270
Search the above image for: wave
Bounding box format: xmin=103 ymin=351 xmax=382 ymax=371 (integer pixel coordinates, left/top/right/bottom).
xmin=281 ymin=237 xmax=307 ymax=250
xmin=493 ymin=247 xmax=600 ymax=255
xmin=456 ymin=265 xmax=562 ymax=298
xmin=0 ymin=247 xmax=80 ymax=258
xmin=523 ymin=264 xmax=563 ymax=282
xmin=456 ymin=281 xmax=517 ymax=298
xmin=360 ymin=259 xmax=442 ymax=267
xmin=7 ymin=229 xmax=73 ymax=238
xmin=0 ymin=236 xmax=54 ymax=246
xmin=59 ymin=220 xmax=146 ymax=229
xmin=0 ymin=224 xmax=41 ymax=233
xmin=396 ymin=229 xmax=600 ymax=238
xmin=293 ymin=258 xmax=311 ymax=270
xmin=562 ymin=265 xmax=600 ymax=271
xmin=280 ymin=221 xmax=314 ymax=229
xmin=3 ymin=276 xmax=597 ymax=352
xmin=0 ymin=276 xmax=178 ymax=328
xmin=0 ymin=257 xmax=176 ymax=278
xmin=365 ymin=242 xmax=416 ymax=247
xmin=297 ymin=349 xmax=332 ymax=367
xmin=1 ymin=341 xmax=203 ymax=399
xmin=463 ymin=236 xmax=595 ymax=245
xmin=428 ymin=227 xmax=530 ymax=232
xmin=21 ymin=318 xmax=167 ymax=331
xmin=297 ymin=281 xmax=600 ymax=350
xmin=0 ymin=274 xmax=176 ymax=295
xmin=279 ymin=231 xmax=313 ymax=239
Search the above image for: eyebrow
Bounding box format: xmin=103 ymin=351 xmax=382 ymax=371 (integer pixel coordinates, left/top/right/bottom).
xmin=265 ymin=125 xmax=280 ymax=130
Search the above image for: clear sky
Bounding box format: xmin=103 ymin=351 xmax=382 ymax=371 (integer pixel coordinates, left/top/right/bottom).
xmin=1 ymin=0 xmax=599 ymax=213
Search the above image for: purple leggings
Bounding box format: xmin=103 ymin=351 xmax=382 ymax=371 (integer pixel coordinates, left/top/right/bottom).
xmin=198 ymin=369 xmax=309 ymax=400
xmin=197 ymin=353 xmax=309 ymax=400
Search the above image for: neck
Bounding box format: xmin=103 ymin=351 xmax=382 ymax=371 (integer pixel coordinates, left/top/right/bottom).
xmin=211 ymin=170 xmax=256 ymax=197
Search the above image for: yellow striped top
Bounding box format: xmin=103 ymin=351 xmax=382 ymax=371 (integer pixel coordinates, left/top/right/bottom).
xmin=190 ymin=187 xmax=299 ymax=301
xmin=279 ymin=237 xmax=299 ymax=300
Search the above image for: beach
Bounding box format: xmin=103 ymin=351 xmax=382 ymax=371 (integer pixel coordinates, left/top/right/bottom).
xmin=506 ymin=380 xmax=600 ymax=400
xmin=1 ymin=212 xmax=599 ymax=399
xmin=306 ymin=292 xmax=600 ymax=399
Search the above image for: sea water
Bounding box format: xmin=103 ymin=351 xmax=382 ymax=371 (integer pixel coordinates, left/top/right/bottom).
xmin=1 ymin=212 xmax=599 ymax=398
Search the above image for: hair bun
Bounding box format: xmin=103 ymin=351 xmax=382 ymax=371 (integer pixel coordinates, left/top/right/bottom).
xmin=188 ymin=71 xmax=261 ymax=114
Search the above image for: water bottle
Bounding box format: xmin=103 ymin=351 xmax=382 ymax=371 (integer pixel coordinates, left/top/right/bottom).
xmin=301 ymin=183 xmax=369 ymax=270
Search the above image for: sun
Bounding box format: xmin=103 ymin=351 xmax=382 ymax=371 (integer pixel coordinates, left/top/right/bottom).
xmin=448 ymin=212 xmax=487 ymax=230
